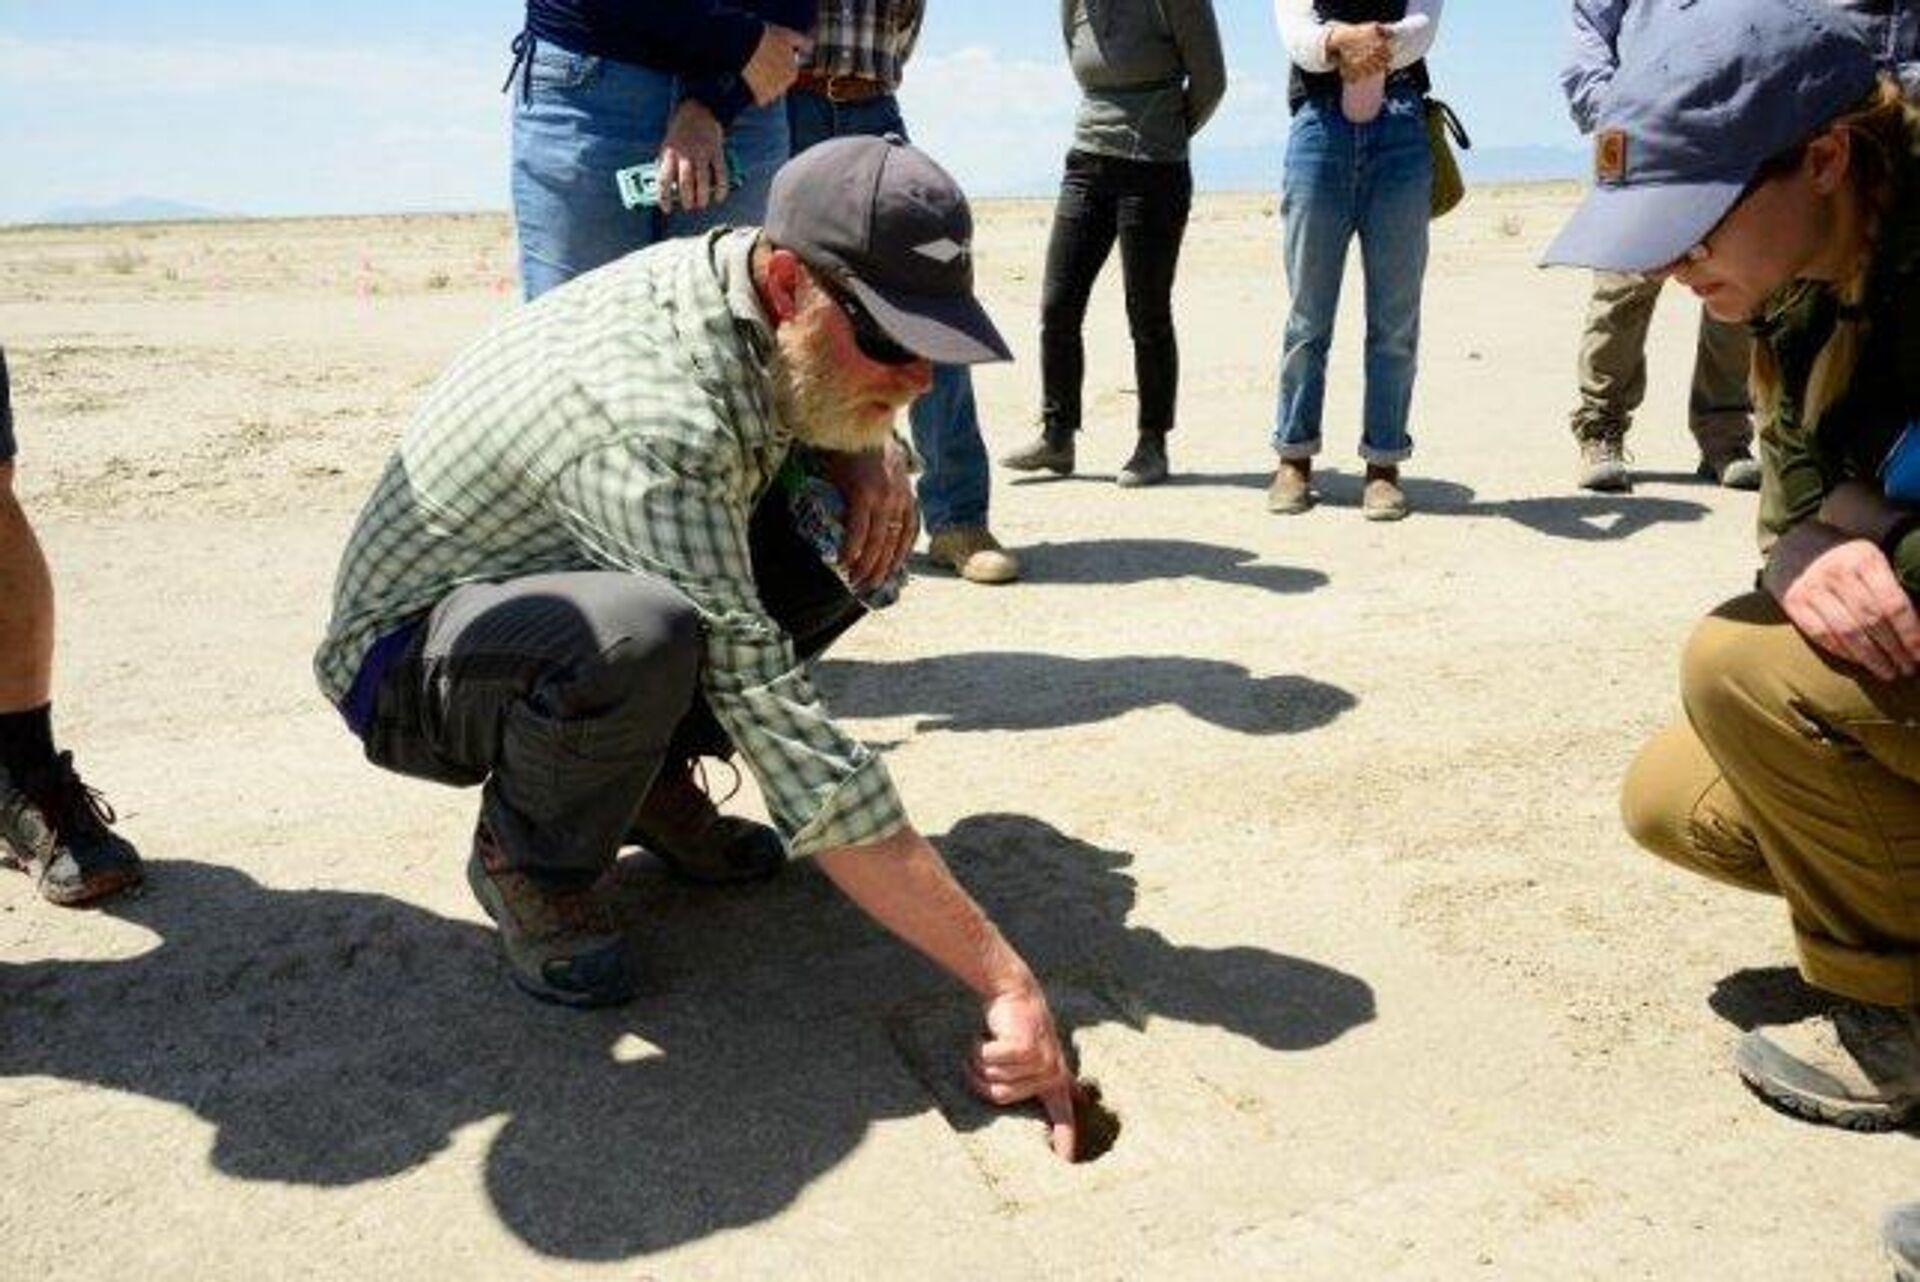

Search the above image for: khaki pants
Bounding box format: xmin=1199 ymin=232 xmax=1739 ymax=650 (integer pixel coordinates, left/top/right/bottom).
xmin=1622 ymin=594 xmax=1920 ymax=1006
xmin=1571 ymin=271 xmax=1754 ymax=461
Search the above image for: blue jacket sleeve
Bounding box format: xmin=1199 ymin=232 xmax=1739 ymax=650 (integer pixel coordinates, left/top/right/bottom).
xmin=571 ymin=0 xmax=766 ymax=75
xmin=1562 ymin=0 xmax=1625 ymax=135
xmin=680 ymin=1 xmax=816 ymax=127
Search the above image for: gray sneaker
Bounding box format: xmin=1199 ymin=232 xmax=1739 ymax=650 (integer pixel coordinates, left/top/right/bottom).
xmin=466 ymin=821 xmax=633 ymax=1008
xmin=1733 ymin=999 xmax=1920 ymax=1131
xmin=1885 ymin=1202 xmax=1920 ymax=1282
xmin=0 ymin=753 xmax=143 ymax=906
xmin=1577 ymin=435 xmax=1633 ymax=492
xmin=1699 ymin=449 xmax=1762 ymax=490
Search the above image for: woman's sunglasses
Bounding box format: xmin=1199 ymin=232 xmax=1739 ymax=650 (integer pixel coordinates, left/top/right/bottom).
xmin=816 ymin=278 xmax=922 ymax=367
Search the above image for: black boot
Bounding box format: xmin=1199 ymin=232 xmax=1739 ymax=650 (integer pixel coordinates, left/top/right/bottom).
xmin=1117 ymin=432 xmax=1168 ymax=488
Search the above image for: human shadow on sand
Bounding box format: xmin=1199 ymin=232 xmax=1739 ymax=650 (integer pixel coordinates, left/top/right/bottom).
xmin=1137 ymin=469 xmax=1712 ymax=542
xmin=0 ymin=815 xmax=1372 ymax=1261
xmin=815 ymin=653 xmax=1356 ymax=736
xmin=1005 ymin=538 xmax=1328 ymax=593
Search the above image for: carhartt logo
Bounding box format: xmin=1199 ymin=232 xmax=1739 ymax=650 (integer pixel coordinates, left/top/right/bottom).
xmin=913 ymin=237 xmax=968 ymax=264
xmin=1595 ymin=129 xmax=1628 ymax=184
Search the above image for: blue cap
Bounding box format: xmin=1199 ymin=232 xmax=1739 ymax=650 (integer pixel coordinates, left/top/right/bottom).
xmin=1542 ymin=0 xmax=1878 ymax=273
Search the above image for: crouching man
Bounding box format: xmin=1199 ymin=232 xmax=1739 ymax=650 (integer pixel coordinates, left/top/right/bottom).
xmin=315 ymin=137 xmax=1081 ymax=1156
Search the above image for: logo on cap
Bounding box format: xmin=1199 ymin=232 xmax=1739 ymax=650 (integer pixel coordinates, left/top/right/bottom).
xmin=1594 ymin=130 xmax=1628 ymax=184
xmin=912 ymin=237 xmax=969 ymax=266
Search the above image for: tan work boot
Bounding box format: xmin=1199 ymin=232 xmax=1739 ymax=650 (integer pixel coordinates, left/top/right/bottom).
xmin=629 ymin=759 xmax=786 ymax=885
xmin=1361 ymin=464 xmax=1409 ymax=521
xmin=926 ymin=526 xmax=1020 ymax=584
xmin=1733 ymin=999 xmax=1920 ymax=1132
xmin=1267 ymin=460 xmax=1313 ymax=514
xmin=1577 ymin=434 xmax=1632 ymax=492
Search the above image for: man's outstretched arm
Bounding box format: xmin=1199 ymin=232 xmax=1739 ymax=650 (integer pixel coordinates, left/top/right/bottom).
xmin=816 ymin=825 xmax=1080 ymax=1160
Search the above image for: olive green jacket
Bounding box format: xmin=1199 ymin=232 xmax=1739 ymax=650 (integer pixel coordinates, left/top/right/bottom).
xmin=1754 ymin=126 xmax=1920 ymax=593
xmin=1060 ymin=0 xmax=1227 ymax=162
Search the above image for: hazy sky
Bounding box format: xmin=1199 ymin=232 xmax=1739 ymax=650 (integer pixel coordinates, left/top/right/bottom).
xmin=0 ymin=0 xmax=1583 ymax=221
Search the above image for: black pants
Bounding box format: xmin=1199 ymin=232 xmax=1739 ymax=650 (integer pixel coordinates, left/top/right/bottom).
xmin=1039 ymin=148 xmax=1193 ymax=440
xmin=362 ymin=493 xmax=861 ymax=877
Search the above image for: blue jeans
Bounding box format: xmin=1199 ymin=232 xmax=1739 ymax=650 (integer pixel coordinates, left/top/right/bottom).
xmin=510 ymin=40 xmax=791 ymax=301
xmin=1273 ymin=90 xmax=1432 ymax=465
xmin=785 ymin=90 xmax=992 ymax=533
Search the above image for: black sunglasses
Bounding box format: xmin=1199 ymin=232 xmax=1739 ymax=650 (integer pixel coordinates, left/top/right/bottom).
xmin=816 ymin=277 xmax=921 ymax=367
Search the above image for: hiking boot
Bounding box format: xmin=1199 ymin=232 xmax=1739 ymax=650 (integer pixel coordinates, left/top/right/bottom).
xmin=465 ymin=821 xmax=633 ymax=1008
xmin=629 ymin=758 xmax=786 ymax=885
xmin=1699 ymin=448 xmax=1762 ymax=490
xmin=1361 ymin=466 xmax=1410 ymax=522
xmin=1267 ymin=461 xmax=1313 ymax=514
xmin=926 ymin=526 xmax=1020 ymax=584
xmin=1733 ymin=999 xmax=1920 ymax=1132
xmin=1001 ymin=428 xmax=1075 ymax=475
xmin=1577 ymin=435 xmax=1633 ymax=492
xmin=1116 ymin=433 xmax=1168 ymax=488
xmin=1886 ymin=1202 xmax=1920 ymax=1282
xmin=0 ymin=752 xmax=143 ymax=906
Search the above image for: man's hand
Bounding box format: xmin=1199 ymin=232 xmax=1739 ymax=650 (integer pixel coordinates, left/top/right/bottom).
xmin=820 ymin=436 xmax=917 ymax=590
xmin=1327 ymin=21 xmax=1391 ymax=78
xmin=741 ymin=22 xmax=812 ymax=106
xmin=967 ymin=984 xmax=1079 ymax=1160
xmin=814 ymin=827 xmax=1079 ymax=1163
xmin=658 ymin=99 xmax=728 ymax=214
xmin=1764 ymin=520 xmax=1920 ymax=681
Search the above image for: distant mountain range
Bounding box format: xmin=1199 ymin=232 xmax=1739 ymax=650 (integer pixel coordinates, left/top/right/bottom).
xmin=29 ymin=197 xmax=230 ymax=226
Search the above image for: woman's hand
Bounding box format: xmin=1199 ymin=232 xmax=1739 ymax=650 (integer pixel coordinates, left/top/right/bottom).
xmin=1327 ymin=21 xmax=1391 ymax=78
xmin=1763 ymin=520 xmax=1920 ymax=681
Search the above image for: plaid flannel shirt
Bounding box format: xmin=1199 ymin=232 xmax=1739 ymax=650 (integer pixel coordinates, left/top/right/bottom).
xmin=315 ymin=229 xmax=907 ymax=857
xmin=805 ymin=0 xmax=924 ymax=89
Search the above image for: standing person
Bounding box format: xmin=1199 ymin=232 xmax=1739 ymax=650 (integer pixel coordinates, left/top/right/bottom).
xmin=1000 ymin=0 xmax=1226 ymax=489
xmin=508 ymin=0 xmax=816 ymax=299
xmin=1560 ymin=0 xmax=1762 ymax=494
xmin=786 ymin=0 xmax=1020 ymax=585
xmin=316 ymin=137 xmax=1088 ymax=1157
xmin=1266 ymin=0 xmax=1445 ymax=521
xmin=0 ymin=347 xmax=143 ymax=906
xmin=1542 ymin=0 xmax=1920 ymax=1129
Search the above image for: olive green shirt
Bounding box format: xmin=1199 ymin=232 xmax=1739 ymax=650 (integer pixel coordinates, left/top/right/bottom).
xmin=1061 ymin=0 xmax=1226 ymax=162
xmin=1754 ymin=126 xmax=1920 ymax=593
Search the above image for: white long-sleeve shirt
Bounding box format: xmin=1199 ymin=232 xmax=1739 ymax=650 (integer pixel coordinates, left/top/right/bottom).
xmin=1272 ymin=0 xmax=1443 ymax=73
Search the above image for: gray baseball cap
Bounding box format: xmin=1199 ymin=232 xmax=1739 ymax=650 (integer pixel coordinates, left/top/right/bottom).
xmin=765 ymin=135 xmax=1012 ymax=365
xmin=1541 ymin=0 xmax=1878 ymax=273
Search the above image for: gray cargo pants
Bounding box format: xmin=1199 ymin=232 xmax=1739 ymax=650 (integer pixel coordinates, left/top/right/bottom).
xmin=1569 ymin=271 xmax=1754 ymax=462
xmin=359 ymin=496 xmax=863 ymax=879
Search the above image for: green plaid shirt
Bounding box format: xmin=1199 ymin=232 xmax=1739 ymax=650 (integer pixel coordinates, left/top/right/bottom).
xmin=315 ymin=229 xmax=906 ymax=857
xmin=806 ymin=0 xmax=924 ymax=89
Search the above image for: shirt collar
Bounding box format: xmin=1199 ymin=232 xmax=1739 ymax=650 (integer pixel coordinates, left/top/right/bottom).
xmin=715 ymin=227 xmax=775 ymax=358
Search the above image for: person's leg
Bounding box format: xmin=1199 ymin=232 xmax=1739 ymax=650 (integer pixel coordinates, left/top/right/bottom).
xmin=1655 ymin=593 xmax=1920 ymax=1128
xmin=1569 ymin=271 xmax=1661 ymax=490
xmin=509 ymin=47 xmax=674 ymax=300
xmin=1111 ymin=157 xmax=1193 ymax=488
xmin=1005 ymin=150 xmax=1120 ymax=474
xmin=368 ymin=572 xmax=705 ymax=879
xmin=1352 ymin=93 xmax=1431 ymax=520
xmin=1272 ymin=99 xmax=1356 ymax=508
xmin=1689 ymin=308 xmax=1760 ymax=488
xmin=1620 ymin=720 xmax=1776 ymax=896
xmin=0 ymin=349 xmax=140 ymax=905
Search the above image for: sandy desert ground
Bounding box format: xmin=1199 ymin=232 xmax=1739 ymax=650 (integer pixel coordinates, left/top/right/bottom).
xmin=0 ymin=186 xmax=1913 ymax=1280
